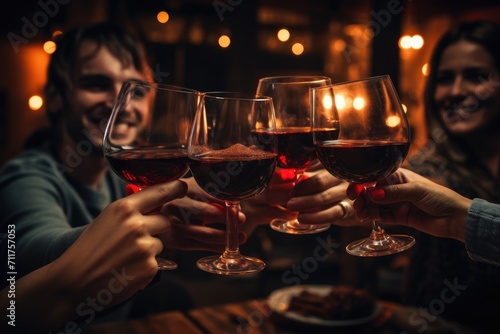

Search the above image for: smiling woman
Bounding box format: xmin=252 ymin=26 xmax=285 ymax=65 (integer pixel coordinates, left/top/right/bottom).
xmin=401 ymin=20 xmax=500 ymax=331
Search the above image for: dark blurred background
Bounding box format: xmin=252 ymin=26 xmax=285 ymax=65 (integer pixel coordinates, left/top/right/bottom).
xmin=2 ymin=0 xmax=500 ymax=165
xmin=2 ymin=0 xmax=500 ymax=309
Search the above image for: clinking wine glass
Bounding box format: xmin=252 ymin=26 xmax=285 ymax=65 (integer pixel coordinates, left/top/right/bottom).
xmin=188 ymin=92 xmax=278 ymax=275
xmin=103 ymin=80 xmax=201 ymax=269
xmin=311 ymin=75 xmax=416 ymax=256
xmin=256 ymin=75 xmax=332 ymax=234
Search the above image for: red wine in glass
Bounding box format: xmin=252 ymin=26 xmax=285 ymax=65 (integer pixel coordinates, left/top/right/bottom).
xmin=103 ymin=81 xmax=201 ymax=270
xmin=188 ymin=92 xmax=278 ymax=275
xmin=106 ymin=148 xmax=189 ymax=189
xmin=315 ymin=140 xmax=409 ymax=184
xmin=188 ymin=155 xmax=277 ymax=201
xmin=272 ymin=128 xmax=316 ymax=169
xmin=256 ymin=75 xmax=332 ymax=235
xmin=311 ymin=75 xmax=416 ymax=257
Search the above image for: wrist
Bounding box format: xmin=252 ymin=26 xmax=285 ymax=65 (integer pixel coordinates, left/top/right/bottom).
xmin=451 ymin=196 xmax=472 ymax=242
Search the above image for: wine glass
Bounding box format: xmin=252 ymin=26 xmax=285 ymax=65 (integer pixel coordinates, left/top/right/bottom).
xmin=311 ymin=75 xmax=416 ymax=256
xmin=103 ymin=80 xmax=201 ymax=269
xmin=256 ymin=75 xmax=332 ymax=234
xmin=188 ymin=92 xmax=278 ymax=275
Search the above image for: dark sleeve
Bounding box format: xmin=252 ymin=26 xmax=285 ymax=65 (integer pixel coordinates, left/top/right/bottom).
xmin=465 ymin=198 xmax=500 ymax=266
xmin=0 ymin=159 xmax=86 ymax=277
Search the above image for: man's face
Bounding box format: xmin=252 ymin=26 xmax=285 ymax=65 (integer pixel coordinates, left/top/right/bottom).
xmin=63 ymin=40 xmax=149 ymax=154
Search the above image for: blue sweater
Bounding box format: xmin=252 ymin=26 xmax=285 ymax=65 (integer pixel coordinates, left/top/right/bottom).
xmin=0 ymin=148 xmax=126 ymax=277
xmin=466 ymin=198 xmax=500 ymax=266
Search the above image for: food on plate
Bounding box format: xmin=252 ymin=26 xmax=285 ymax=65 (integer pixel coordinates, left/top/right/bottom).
xmin=286 ymin=285 xmax=376 ymax=320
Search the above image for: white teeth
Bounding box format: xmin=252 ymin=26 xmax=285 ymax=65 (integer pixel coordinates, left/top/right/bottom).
xmin=115 ymin=123 xmax=128 ymax=132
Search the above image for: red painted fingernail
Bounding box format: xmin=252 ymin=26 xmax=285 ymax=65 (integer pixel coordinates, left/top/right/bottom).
xmin=369 ymin=188 xmax=385 ymax=200
xmin=126 ymin=184 xmax=141 ymax=196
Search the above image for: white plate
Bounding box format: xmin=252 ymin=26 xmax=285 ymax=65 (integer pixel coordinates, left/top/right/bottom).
xmin=267 ymin=285 xmax=381 ymax=327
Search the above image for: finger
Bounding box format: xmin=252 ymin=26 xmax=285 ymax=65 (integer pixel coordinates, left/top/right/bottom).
xmin=287 ymin=183 xmax=348 ymax=211
xmin=127 ymin=181 xmax=188 ymax=215
xmin=346 ymin=183 xmax=364 ymax=199
xmin=292 ymin=171 xmax=341 ymax=196
xmin=151 ymin=236 xmax=164 ymax=256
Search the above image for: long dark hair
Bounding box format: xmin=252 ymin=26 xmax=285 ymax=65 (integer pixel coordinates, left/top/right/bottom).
xmin=420 ymin=20 xmax=500 ymax=201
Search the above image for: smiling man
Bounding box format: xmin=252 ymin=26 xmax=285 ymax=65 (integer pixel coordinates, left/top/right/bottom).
xmin=0 ymin=23 xmax=238 ymax=332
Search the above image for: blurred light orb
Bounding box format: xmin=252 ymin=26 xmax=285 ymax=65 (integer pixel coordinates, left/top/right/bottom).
xmin=43 ymin=41 xmax=56 ymax=54
xmin=399 ymin=35 xmax=412 ymax=49
xmin=422 ymin=63 xmax=430 ymax=76
xmin=29 ymin=95 xmax=43 ymax=111
xmin=218 ymin=35 xmax=231 ymax=48
xmin=291 ymin=43 xmax=304 ymax=55
xmin=353 ymin=97 xmax=365 ymax=110
xmin=322 ymin=94 xmax=333 ymax=109
xmin=277 ymin=28 xmax=290 ymax=42
xmin=386 ymin=115 xmax=401 ymax=127
xmin=335 ymin=95 xmax=346 ymax=110
xmin=411 ymin=35 xmax=424 ymax=49
xmin=157 ymin=11 xmax=169 ymax=23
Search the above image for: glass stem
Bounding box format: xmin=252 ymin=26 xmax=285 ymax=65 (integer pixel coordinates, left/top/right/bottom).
xmin=223 ymin=201 xmax=241 ymax=259
xmin=294 ymin=169 xmax=305 ymax=186
xmin=364 ymin=182 xmax=387 ymax=240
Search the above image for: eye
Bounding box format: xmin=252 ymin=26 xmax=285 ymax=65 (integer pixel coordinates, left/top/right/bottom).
xmin=435 ymin=72 xmax=454 ymax=85
xmin=131 ymin=86 xmax=149 ymax=99
xmin=465 ymin=72 xmax=491 ymax=83
xmin=78 ymin=75 xmax=113 ymax=92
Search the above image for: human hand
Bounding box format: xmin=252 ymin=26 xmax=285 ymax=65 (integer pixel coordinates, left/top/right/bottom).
xmin=239 ymin=169 xmax=300 ymax=235
xmin=158 ymin=176 xmax=246 ymax=252
xmin=286 ymin=169 xmax=362 ymax=226
xmin=52 ymin=181 xmax=190 ymax=312
xmin=346 ymin=168 xmax=471 ymax=241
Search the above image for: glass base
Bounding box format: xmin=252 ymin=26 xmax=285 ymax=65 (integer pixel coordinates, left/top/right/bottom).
xmin=157 ymin=257 xmax=178 ymax=270
xmin=197 ymin=254 xmax=265 ymax=275
xmin=346 ymin=233 xmax=415 ymax=257
xmin=270 ymin=219 xmax=330 ymax=235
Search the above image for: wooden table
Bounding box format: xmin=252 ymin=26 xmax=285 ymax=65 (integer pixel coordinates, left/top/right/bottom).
xmin=82 ymin=299 xmax=399 ymax=334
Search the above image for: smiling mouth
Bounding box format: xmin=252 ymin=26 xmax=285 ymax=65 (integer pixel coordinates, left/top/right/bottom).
xmin=443 ymin=104 xmax=478 ymax=118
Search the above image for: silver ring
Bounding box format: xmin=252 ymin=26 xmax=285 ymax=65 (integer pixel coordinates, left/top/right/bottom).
xmin=338 ymin=200 xmax=353 ymax=219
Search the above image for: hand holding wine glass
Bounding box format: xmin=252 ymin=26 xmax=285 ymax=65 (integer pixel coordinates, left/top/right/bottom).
xmin=188 ymin=92 xmax=278 ymax=275
xmin=103 ymin=80 xmax=201 ymax=269
xmin=256 ymin=75 xmax=332 ymax=234
xmin=311 ymin=75 xmax=415 ymax=256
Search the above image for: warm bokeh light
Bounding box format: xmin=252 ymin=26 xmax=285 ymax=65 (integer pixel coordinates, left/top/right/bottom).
xmin=386 ymin=115 xmax=401 ymax=127
xmin=411 ymin=35 xmax=424 ymax=49
xmin=291 ymin=42 xmax=304 ymax=55
xmin=277 ymin=28 xmax=290 ymax=42
xmin=335 ymin=95 xmax=346 ymax=110
xmin=218 ymin=35 xmax=231 ymax=48
xmin=422 ymin=63 xmax=430 ymax=76
xmin=29 ymin=95 xmax=43 ymax=111
xmin=52 ymin=30 xmax=63 ymax=38
xmin=353 ymin=97 xmax=365 ymax=110
xmin=399 ymin=34 xmax=424 ymax=50
xmin=157 ymin=11 xmax=170 ymax=23
xmin=332 ymin=39 xmax=346 ymax=52
xmin=322 ymin=94 xmax=333 ymax=109
xmin=43 ymin=41 xmax=56 ymax=54
xmin=399 ymin=35 xmax=412 ymax=49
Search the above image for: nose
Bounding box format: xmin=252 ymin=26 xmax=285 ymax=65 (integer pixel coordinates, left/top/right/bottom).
xmin=449 ymin=76 xmax=467 ymax=97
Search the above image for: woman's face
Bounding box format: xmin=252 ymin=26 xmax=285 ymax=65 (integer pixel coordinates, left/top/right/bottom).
xmin=434 ymin=40 xmax=500 ymax=135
